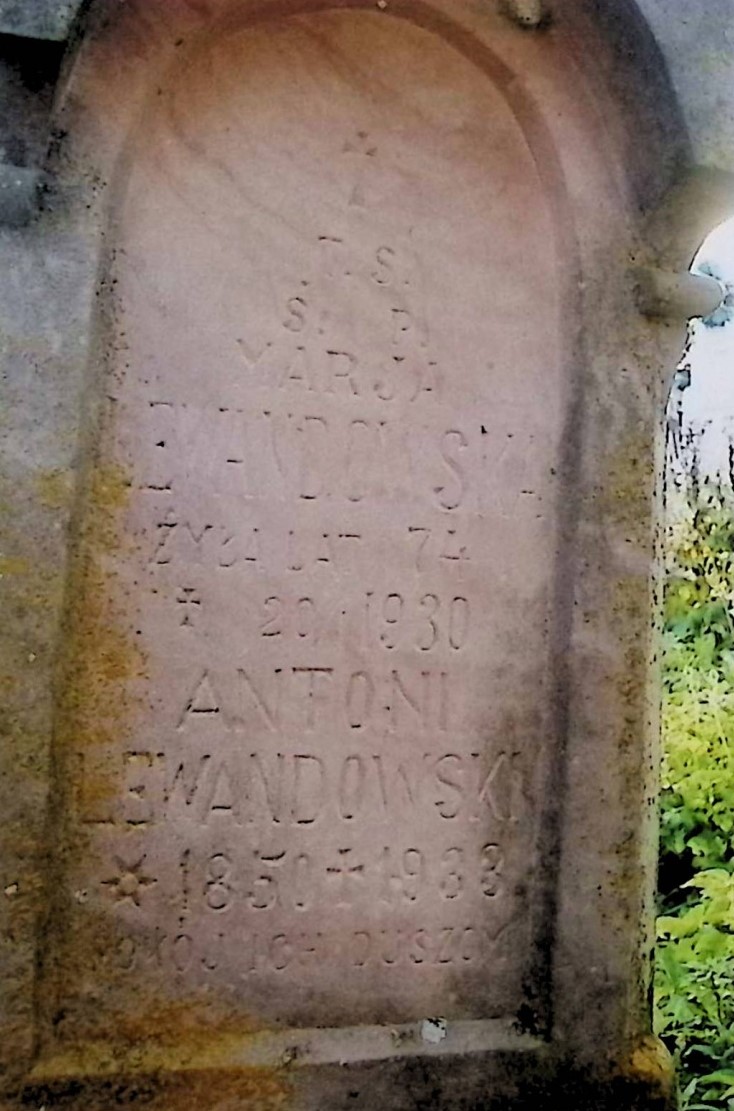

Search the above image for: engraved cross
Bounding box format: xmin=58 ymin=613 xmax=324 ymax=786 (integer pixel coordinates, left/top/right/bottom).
xmin=176 ymin=586 xmax=201 ymax=627
xmin=342 ymin=129 xmax=377 ymax=208
xmin=326 ymin=847 xmax=364 ymax=907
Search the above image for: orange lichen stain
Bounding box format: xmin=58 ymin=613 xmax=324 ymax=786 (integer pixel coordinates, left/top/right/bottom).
xmin=36 ymin=469 xmax=74 ymax=511
xmin=161 ymin=1068 xmax=291 ymax=1111
xmin=619 ymin=1036 xmax=675 ymax=1101
xmin=602 ymin=432 xmax=656 ymax=539
xmin=39 ymin=462 xmax=148 ymax=1034
xmin=16 ymin=1066 xmax=291 ymax=1111
xmin=105 ymin=999 xmax=266 ymax=1052
xmin=56 ymin=461 xmax=145 ymax=760
xmin=0 ymin=556 xmax=29 ymax=577
xmin=29 ymin=1004 xmax=286 ymax=1110
xmin=81 ymin=463 xmax=135 ymax=549
xmin=0 ymin=675 xmax=19 ymax=696
xmin=604 ymin=574 xmax=653 ymax=932
xmin=47 ymin=996 xmax=272 ymax=1069
xmin=52 ymin=563 xmax=143 ymax=832
xmin=591 ymin=431 xmax=659 ymax=948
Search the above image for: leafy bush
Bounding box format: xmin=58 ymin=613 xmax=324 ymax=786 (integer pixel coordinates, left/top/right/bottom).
xmin=656 ymin=483 xmax=734 ymax=1110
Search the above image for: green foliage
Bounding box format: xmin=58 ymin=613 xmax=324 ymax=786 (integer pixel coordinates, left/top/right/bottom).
xmin=656 ymin=482 xmax=734 ymax=1110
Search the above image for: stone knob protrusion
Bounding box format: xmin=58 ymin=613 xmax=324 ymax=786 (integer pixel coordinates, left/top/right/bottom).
xmin=634 ymin=267 xmax=726 ymax=321
xmin=499 ymin=0 xmax=550 ymax=29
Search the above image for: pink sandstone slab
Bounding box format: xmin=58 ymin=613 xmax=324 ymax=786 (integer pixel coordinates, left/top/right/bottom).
xmin=55 ymin=9 xmax=565 ymax=1036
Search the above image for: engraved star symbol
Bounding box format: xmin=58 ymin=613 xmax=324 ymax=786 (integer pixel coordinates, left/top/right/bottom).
xmin=101 ymin=854 xmax=157 ymax=907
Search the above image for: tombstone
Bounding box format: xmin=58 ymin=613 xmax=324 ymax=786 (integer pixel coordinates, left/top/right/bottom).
xmin=0 ymin=1 xmax=730 ymax=1108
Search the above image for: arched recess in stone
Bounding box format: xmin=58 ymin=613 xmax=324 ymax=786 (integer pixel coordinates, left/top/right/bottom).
xmin=45 ymin=0 xmax=579 ymax=1040
xmin=8 ymin=1 xmax=696 ymax=1104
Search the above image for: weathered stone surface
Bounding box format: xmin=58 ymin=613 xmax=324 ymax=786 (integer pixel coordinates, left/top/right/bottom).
xmin=0 ymin=209 xmax=101 ymax=1086
xmin=638 ymin=0 xmax=734 ymax=172
xmin=52 ymin=9 xmax=564 ymax=1034
xmin=0 ymin=0 xmax=728 ymax=1107
xmin=0 ymin=163 xmax=40 ymax=224
xmin=0 ymin=34 xmax=64 ymax=204
xmin=0 ymin=0 xmax=82 ymax=41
